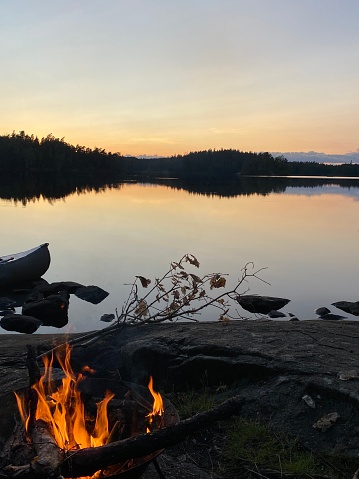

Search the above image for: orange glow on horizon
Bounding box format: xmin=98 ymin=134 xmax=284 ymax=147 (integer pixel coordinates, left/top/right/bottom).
xmin=1 ymin=124 xmax=356 ymax=158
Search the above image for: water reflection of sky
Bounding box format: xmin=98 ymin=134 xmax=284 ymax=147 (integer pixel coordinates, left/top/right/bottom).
xmin=285 ymin=185 xmax=359 ymax=199
xmin=1 ymin=182 xmax=359 ymax=334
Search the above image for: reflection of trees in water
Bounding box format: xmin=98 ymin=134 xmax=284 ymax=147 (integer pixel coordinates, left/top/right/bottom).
xmin=1 ymin=174 xmax=359 ymax=204
xmin=0 ymin=174 xmax=126 ymax=206
xmin=2 ymin=133 xmax=359 ymax=202
xmin=140 ymin=176 xmax=359 ymax=198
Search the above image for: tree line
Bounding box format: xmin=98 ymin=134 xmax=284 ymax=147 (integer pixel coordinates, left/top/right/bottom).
xmin=0 ymin=131 xmax=125 ymax=179
xmin=1 ymin=131 xmax=359 ymax=180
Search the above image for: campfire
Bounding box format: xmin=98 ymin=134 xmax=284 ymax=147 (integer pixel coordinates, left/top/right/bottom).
xmin=0 ymin=344 xmax=178 ymax=479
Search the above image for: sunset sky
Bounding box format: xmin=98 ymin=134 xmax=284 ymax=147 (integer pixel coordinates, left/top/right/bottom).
xmin=1 ymin=0 xmax=358 ymax=157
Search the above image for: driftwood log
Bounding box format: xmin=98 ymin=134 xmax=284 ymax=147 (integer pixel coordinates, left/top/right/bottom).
xmin=0 ymin=395 xmax=244 ymax=478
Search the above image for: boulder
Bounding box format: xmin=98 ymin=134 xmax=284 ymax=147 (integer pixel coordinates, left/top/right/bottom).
xmin=0 ymin=309 xmax=15 ymax=316
xmin=319 ymin=313 xmax=346 ymax=320
xmin=332 ymin=301 xmax=359 ymax=316
xmin=236 ymin=295 xmax=290 ymax=314
xmin=75 ymin=285 xmax=109 ymax=304
xmin=22 ymin=291 xmax=69 ymax=328
xmin=267 ymin=310 xmax=286 ymax=318
xmin=100 ymin=313 xmax=115 ymax=323
xmin=32 ymin=281 xmax=84 ymax=296
xmin=24 ymin=290 xmax=45 ymax=304
xmin=0 ymin=314 xmax=42 ymax=334
xmin=315 ymin=307 xmax=331 ymax=316
xmin=0 ymin=298 xmax=16 ymax=309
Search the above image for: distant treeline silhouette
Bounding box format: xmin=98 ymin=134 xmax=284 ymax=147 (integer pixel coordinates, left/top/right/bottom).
xmin=0 ymin=131 xmax=124 ymax=179
xmin=1 ymin=131 xmax=359 ymax=180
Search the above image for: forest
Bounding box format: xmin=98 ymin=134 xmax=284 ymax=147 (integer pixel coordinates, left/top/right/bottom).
xmin=1 ymin=131 xmax=359 ymax=181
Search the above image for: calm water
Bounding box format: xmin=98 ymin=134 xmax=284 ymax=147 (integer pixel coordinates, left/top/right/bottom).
xmin=1 ymin=178 xmax=359 ymax=333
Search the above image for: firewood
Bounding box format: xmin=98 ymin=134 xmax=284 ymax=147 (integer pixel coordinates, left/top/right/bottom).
xmin=121 ymin=397 xmax=139 ymax=438
xmin=106 ymin=419 xmax=126 ymax=444
xmin=2 ymin=463 xmax=32 ymax=477
xmin=30 ymin=419 xmax=63 ymax=477
xmin=0 ymin=420 xmax=63 ymax=478
xmin=0 ymin=420 xmax=33 ymax=468
xmin=26 ymin=345 xmax=41 ymax=387
xmin=26 ymin=345 xmax=41 ymax=431
xmin=61 ymin=395 xmax=244 ymax=478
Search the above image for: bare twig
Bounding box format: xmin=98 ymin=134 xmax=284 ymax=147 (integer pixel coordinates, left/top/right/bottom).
xmin=116 ymin=255 xmax=267 ymax=326
xmin=37 ymin=256 xmax=267 ymax=361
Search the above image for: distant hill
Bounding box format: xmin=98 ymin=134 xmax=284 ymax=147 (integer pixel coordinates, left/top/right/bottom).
xmin=271 ymin=151 xmax=359 ymax=164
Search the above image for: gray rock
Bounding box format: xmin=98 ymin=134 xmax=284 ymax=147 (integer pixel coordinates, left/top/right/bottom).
xmin=75 ymin=285 xmax=109 ymax=304
xmin=319 ymin=313 xmax=346 ymax=321
xmin=33 ymin=281 xmax=84 ymax=296
xmin=267 ymin=310 xmax=286 ymax=318
xmin=0 ymin=314 xmax=42 ymax=334
xmin=236 ymin=295 xmax=290 ymax=314
xmin=332 ymin=301 xmax=359 ymax=317
xmin=22 ymin=291 xmax=69 ymax=328
xmin=315 ymin=307 xmax=331 ymax=316
xmin=24 ymin=290 xmax=45 ymax=303
xmin=100 ymin=313 xmax=115 ymax=323
xmin=0 ymin=298 xmax=16 ymax=309
xmin=0 ymin=309 xmax=15 ymax=316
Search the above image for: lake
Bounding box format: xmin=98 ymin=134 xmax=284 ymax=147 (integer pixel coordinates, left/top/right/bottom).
xmin=1 ymin=177 xmax=359 ymax=333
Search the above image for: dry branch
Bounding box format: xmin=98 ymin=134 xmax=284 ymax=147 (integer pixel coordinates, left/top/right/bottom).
xmin=36 ymin=257 xmax=268 ymax=362
xmin=61 ymin=395 xmax=244 ymax=478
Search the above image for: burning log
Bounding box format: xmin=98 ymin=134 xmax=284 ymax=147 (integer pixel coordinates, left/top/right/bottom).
xmin=0 ymin=420 xmax=63 ymax=478
xmin=30 ymin=419 xmax=64 ymax=477
xmin=0 ymin=395 xmax=243 ymax=478
xmin=1 ymin=342 xmax=244 ymax=478
xmin=61 ymin=395 xmax=244 ymax=478
xmin=0 ymin=420 xmax=33 ymax=470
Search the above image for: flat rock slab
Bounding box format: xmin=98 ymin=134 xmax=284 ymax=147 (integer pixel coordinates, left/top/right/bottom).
xmin=0 ymin=333 xmax=82 ymax=394
xmin=236 ymin=294 xmax=290 ymax=314
xmin=1 ymin=320 xmax=359 ymax=462
xmin=1 ymin=319 xmax=359 ymax=395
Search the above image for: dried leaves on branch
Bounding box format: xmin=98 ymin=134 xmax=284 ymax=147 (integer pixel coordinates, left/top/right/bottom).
xmin=39 ymin=255 xmax=267 ymax=357
xmin=113 ymin=254 xmax=268 ymax=325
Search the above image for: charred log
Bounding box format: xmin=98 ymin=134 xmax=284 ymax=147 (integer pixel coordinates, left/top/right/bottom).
xmin=0 ymin=420 xmax=63 ymax=478
xmin=61 ymin=395 xmax=244 ymax=478
xmin=26 ymin=345 xmax=41 ymax=387
xmin=0 ymin=421 xmax=33 ymax=469
xmin=0 ymin=395 xmax=243 ymax=478
xmin=30 ymin=419 xmax=63 ymax=477
xmin=25 ymin=345 xmax=41 ymax=431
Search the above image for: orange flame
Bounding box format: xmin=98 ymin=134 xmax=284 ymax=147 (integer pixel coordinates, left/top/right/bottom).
xmin=15 ymin=344 xmax=114 ymax=452
xmin=14 ymin=347 xmax=165 ymax=478
xmin=146 ymin=376 xmax=164 ymax=432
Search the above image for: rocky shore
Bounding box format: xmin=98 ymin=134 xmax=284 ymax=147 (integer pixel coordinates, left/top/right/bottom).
xmin=1 ymin=320 xmax=359 ymax=478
